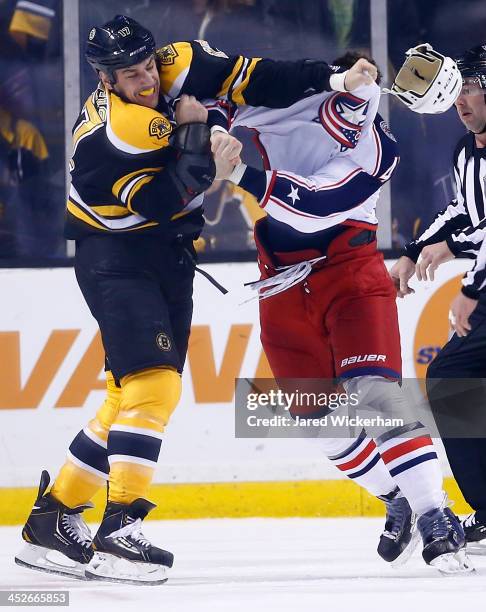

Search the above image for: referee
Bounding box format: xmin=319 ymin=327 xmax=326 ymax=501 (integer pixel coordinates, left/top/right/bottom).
xmin=390 ymin=44 xmax=486 ymax=547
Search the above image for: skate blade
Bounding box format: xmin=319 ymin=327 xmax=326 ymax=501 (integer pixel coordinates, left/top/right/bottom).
xmin=15 ymin=543 xmax=88 ymax=580
xmin=390 ymin=516 xmax=421 ymax=568
xmin=466 ymin=540 xmax=486 ymax=556
xmin=430 ymin=548 xmax=475 ymax=575
xmin=85 ymin=552 xmax=168 ymax=586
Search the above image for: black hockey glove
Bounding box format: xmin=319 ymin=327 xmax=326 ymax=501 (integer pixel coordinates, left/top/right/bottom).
xmin=168 ymin=123 xmax=215 ymax=200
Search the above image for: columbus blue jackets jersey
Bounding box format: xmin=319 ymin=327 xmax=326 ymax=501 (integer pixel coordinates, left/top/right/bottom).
xmin=230 ymin=82 xmax=400 ymax=235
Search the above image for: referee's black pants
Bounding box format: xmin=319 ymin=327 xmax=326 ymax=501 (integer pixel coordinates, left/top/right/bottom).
xmin=426 ymin=295 xmax=486 ymax=523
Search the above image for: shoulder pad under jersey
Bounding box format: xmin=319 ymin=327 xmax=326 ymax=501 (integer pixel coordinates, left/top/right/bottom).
xmin=106 ymin=89 xmax=173 ymax=154
xmin=157 ymin=42 xmax=194 ymax=99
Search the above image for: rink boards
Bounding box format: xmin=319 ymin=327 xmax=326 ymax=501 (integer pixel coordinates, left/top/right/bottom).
xmin=0 ymin=260 xmax=473 ymax=523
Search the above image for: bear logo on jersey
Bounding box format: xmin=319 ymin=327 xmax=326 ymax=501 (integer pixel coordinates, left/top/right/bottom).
xmin=157 ymin=45 xmax=178 ymax=66
xmin=149 ymin=116 xmax=172 ymax=140
xmin=318 ymin=93 xmax=369 ymax=152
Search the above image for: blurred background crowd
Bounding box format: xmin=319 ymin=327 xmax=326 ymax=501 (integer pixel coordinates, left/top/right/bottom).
xmin=0 ymin=0 xmax=484 ymax=261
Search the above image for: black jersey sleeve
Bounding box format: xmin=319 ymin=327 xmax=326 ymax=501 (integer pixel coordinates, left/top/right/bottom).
xmin=158 ymin=40 xmax=338 ymax=109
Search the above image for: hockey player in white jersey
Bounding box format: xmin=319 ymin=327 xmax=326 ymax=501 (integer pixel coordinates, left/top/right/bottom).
xmin=216 ymin=51 xmax=472 ymax=573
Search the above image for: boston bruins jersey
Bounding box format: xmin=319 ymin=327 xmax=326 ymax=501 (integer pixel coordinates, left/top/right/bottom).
xmin=66 ymin=84 xmax=204 ymax=240
xmin=66 ymin=42 xmax=340 ymax=239
xmin=157 ymin=40 xmax=339 ymax=108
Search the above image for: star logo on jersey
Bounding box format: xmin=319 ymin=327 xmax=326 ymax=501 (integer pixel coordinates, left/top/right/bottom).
xmin=318 ymin=93 xmax=369 ymax=152
xmin=157 ymin=44 xmax=178 ymax=65
xmin=338 ymin=99 xmax=368 ymax=126
xmin=287 ymin=184 xmax=300 ymax=206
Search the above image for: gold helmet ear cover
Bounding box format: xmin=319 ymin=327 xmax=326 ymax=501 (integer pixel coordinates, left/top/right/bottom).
xmin=393 ymin=52 xmax=443 ymax=97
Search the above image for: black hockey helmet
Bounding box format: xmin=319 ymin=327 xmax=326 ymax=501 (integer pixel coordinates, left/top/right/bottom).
xmin=85 ymin=15 xmax=156 ymax=83
xmin=456 ymin=44 xmax=486 ymax=90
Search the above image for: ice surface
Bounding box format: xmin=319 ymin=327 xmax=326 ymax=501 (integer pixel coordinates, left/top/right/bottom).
xmin=2 ymin=518 xmax=485 ymax=611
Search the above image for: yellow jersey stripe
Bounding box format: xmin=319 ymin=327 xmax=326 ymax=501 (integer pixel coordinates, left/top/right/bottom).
xmin=68 ymin=199 xmax=159 ymax=232
xmin=91 ymin=205 xmax=131 ymax=217
xmin=73 ymin=98 xmax=103 ymax=151
xmin=69 ymin=186 xmax=160 ymax=231
xmin=170 ymin=209 xmax=195 ymax=221
xmin=231 ymin=58 xmax=261 ymax=105
xmin=67 ymin=200 xmax=106 ymax=231
xmin=217 ymin=56 xmax=244 ymax=99
xmin=126 ymin=175 xmax=155 ymax=213
xmin=112 ymin=167 xmax=161 ymax=201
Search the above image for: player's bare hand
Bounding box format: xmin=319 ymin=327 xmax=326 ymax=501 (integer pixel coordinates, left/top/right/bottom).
xmin=214 ymin=153 xmax=238 ymax=181
xmin=389 ymin=256 xmax=416 ymax=298
xmin=211 ymin=131 xmax=242 ymax=166
xmin=416 ymin=241 xmax=454 ymax=281
xmin=175 ymin=95 xmax=208 ymax=125
xmin=345 ymin=58 xmax=378 ymax=91
xmin=448 ymin=292 xmax=477 ymax=337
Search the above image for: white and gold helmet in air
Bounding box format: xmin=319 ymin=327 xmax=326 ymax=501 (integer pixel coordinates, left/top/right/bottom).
xmin=384 ymin=43 xmax=462 ymax=114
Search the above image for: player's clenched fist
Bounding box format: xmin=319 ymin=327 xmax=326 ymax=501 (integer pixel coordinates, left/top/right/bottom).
xmin=213 ymin=132 xmax=243 ymax=180
xmin=345 ymin=58 xmax=378 ymax=90
xmin=175 ymin=94 xmax=208 ymax=125
xmin=211 ymin=131 xmax=242 ymax=165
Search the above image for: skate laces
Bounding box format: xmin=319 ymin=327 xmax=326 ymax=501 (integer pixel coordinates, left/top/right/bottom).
xmin=61 ymin=512 xmax=92 ymax=548
xmin=463 ymin=513 xmax=477 ymax=528
xmin=422 ymin=509 xmax=452 ymax=540
xmin=383 ymin=497 xmax=409 ymax=540
xmin=244 ymin=256 xmax=326 ymax=301
xmin=108 ymin=517 xmax=151 ymax=548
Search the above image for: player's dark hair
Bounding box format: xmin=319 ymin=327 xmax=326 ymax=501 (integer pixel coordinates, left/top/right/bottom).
xmin=332 ymin=51 xmax=382 ymax=86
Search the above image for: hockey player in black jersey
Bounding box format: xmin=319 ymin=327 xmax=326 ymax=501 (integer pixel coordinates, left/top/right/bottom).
xmin=17 ymin=20 xmax=229 ymax=585
xmin=16 ymin=15 xmax=378 ymax=584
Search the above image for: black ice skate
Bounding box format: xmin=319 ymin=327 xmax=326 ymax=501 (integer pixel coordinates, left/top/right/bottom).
xmin=85 ymin=498 xmax=174 ymax=585
xmin=15 ymin=470 xmax=93 ymax=580
xmin=418 ymin=505 xmax=474 ymax=574
xmin=461 ymin=512 xmax=486 ymax=554
xmin=377 ymin=488 xmax=419 ymax=566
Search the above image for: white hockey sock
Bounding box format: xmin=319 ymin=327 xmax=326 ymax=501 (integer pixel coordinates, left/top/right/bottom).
xmin=375 ymin=424 xmax=444 ymax=515
xmin=343 ymin=376 xmax=445 ymax=515
xmin=322 ymin=431 xmax=397 ymax=497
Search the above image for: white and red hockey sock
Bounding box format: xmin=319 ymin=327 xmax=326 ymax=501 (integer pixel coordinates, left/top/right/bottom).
xmin=342 ymin=375 xmax=445 ymax=515
xmin=375 ymin=423 xmax=444 ymax=515
xmin=322 ymin=430 xmax=397 ymax=497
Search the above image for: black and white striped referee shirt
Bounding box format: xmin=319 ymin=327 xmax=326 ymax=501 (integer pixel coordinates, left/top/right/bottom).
xmin=405 ymin=132 xmax=486 ymax=299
